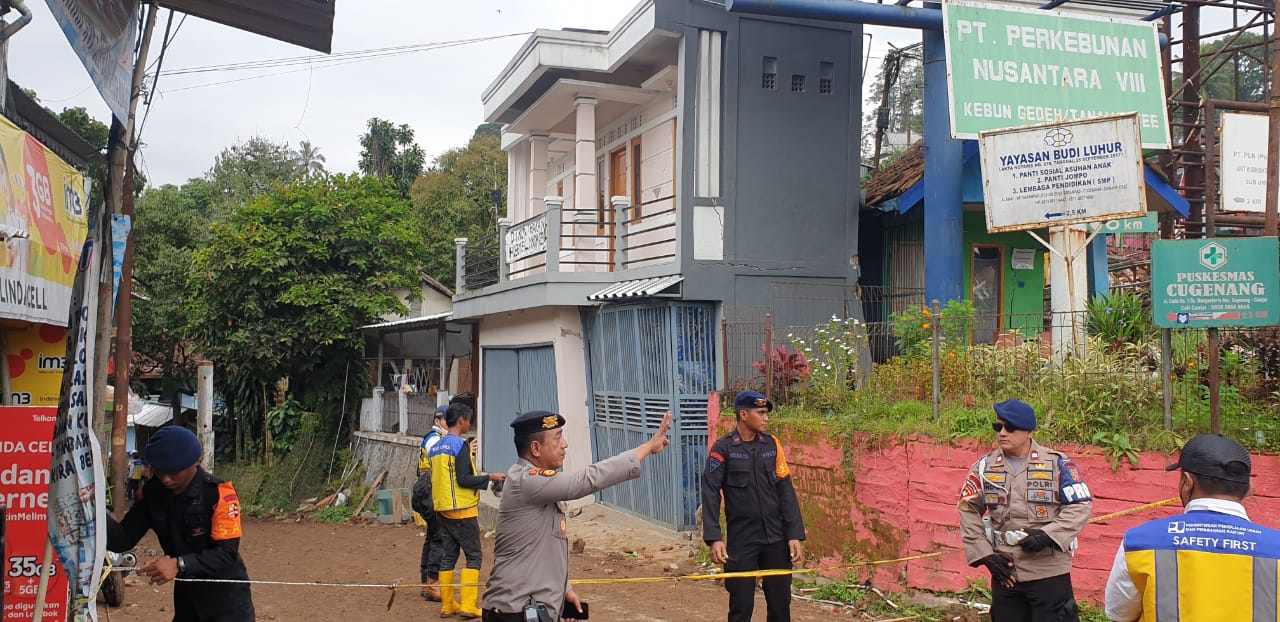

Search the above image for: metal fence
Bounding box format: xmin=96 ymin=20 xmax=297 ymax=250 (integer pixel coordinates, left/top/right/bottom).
xmin=723 ymin=303 xmax=1280 ymax=434
xmin=378 ymin=393 xmax=436 ymax=437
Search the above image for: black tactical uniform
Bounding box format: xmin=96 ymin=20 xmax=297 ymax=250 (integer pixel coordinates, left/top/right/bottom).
xmin=702 ymin=430 xmax=806 ymax=622
xmin=107 ymin=468 xmax=255 ymax=621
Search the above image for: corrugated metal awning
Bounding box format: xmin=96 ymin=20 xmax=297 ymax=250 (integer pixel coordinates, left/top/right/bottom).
xmin=587 ymin=275 xmax=683 ymax=301
xmin=359 ymin=311 xmax=453 ymax=332
xmin=129 ymin=403 xmax=174 ymax=428
xmin=157 ymin=0 xmax=336 ymax=53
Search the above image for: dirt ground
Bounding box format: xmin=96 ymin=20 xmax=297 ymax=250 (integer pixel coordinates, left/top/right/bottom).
xmin=96 ymin=506 xmax=874 ymax=622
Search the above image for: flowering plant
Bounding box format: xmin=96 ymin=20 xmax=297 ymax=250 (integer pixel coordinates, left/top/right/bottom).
xmin=791 ymin=316 xmax=865 ymax=393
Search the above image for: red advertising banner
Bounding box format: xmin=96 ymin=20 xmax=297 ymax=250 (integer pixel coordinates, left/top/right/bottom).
xmin=1 ymin=406 xmax=66 ymax=621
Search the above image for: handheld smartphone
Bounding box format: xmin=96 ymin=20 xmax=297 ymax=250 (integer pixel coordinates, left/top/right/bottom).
xmin=563 ymin=601 xmax=589 ymax=620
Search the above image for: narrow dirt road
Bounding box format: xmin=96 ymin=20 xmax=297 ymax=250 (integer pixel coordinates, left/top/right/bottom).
xmin=99 ymin=509 xmax=854 ymax=621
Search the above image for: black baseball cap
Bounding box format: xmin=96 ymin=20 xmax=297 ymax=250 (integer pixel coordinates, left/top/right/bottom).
xmin=1166 ymin=434 xmax=1251 ymax=483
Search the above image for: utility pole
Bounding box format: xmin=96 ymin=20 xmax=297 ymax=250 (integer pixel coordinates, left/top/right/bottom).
xmin=102 ymin=3 xmax=156 ymax=518
xmin=1264 ymin=20 xmax=1280 ymax=237
xmin=110 ymin=158 xmax=136 ymax=518
xmin=872 ymin=48 xmax=900 ymax=169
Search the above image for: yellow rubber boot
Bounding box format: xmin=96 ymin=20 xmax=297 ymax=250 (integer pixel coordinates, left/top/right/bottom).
xmin=438 ymin=570 xmax=458 ymax=617
xmin=458 ymin=568 xmax=483 ymax=618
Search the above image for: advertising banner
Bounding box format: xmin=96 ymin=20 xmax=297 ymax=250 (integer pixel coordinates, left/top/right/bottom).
xmin=1219 ymin=112 xmax=1271 ymax=214
xmin=1152 ymin=237 xmax=1280 ymax=328
xmin=979 ymin=113 xmax=1147 ymax=232
xmin=0 ymin=115 xmax=90 ymax=327
xmin=1 ymin=407 xmax=68 ymax=622
xmin=47 ymin=216 xmax=105 ymax=622
xmin=43 ymin=0 xmax=139 ymax=123
xmin=943 ymin=0 xmax=1170 ymax=148
xmin=7 ymin=325 xmax=70 ymax=408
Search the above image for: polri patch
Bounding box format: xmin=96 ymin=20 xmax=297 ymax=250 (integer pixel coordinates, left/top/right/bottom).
xmin=1033 ymin=505 xmax=1050 ymax=519
xmin=1028 ymin=490 xmax=1054 ymax=503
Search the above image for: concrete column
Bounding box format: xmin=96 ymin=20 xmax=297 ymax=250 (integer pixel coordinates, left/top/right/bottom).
xmin=922 ymin=13 xmax=963 ymax=304
xmin=545 ymin=196 xmax=563 ymax=273
xmin=1049 ymin=226 xmax=1089 ymax=364
xmin=528 ymin=135 xmax=549 ymax=217
xmin=197 ymin=362 xmax=214 ymax=473
xmin=455 ymin=238 xmax=468 ymax=291
xmin=573 ymin=97 xmax=598 ymax=230
xmin=611 ymin=196 xmax=631 ymax=272
xmin=437 ymin=324 xmax=449 ymax=404
xmin=497 ymin=218 xmax=512 ymax=282
xmin=398 ymin=359 xmax=410 ymax=434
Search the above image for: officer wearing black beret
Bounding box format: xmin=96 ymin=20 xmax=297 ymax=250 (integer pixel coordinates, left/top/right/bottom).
xmin=958 ymin=399 xmax=1092 ymax=622
xmin=107 ymin=426 xmax=255 ymax=621
xmin=702 ymin=391 xmax=806 ymax=622
xmin=482 ymin=410 xmax=671 ymax=621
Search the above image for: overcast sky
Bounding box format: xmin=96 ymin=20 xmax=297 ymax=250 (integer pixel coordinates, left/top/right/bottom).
xmin=12 ymin=1 xmax=1229 ymax=188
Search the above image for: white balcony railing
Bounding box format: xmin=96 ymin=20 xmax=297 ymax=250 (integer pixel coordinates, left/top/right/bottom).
xmin=456 ymin=195 xmax=677 ymax=292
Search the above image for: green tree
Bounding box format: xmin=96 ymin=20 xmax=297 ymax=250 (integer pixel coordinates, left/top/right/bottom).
xmin=131 ymin=182 xmax=212 ymax=404
xmin=53 ymin=106 xmax=147 ymax=205
xmin=206 ymin=137 xmax=304 ymax=212
xmin=410 ymin=126 xmax=506 ymax=287
xmin=56 ymin=107 xmax=109 ymax=149
xmin=1200 ymin=33 xmax=1268 ymax=103
xmin=473 ymin=122 xmax=502 ymax=138
xmin=186 ymin=174 xmax=426 ymax=453
xmin=297 ymin=140 xmax=327 ymax=179
xmin=358 ymin=117 xmax=425 ymax=197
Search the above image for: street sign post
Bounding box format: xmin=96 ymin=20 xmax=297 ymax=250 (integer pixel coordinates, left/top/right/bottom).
xmin=943 ymin=0 xmax=1171 ymax=148
xmin=1152 ymin=237 xmax=1280 ymax=328
xmin=978 ymin=113 xmax=1148 ymax=363
xmin=1219 ymin=112 xmax=1272 ymax=214
xmin=1089 ymin=213 xmax=1159 ymax=234
xmin=979 ymin=113 xmax=1147 ymax=233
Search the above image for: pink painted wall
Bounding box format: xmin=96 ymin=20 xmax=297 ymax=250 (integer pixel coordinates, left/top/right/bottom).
xmin=706 ymin=400 xmax=1280 ymax=602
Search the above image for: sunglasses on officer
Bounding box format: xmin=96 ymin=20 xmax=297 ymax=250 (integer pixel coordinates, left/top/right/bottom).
xmin=991 ymin=421 xmax=1022 ymax=433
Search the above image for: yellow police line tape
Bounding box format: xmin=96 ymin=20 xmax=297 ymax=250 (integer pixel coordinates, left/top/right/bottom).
xmin=98 ymin=496 xmax=1181 ymax=604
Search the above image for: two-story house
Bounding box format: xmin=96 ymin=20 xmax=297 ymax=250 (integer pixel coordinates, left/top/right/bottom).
xmin=452 ymin=0 xmax=863 ymax=528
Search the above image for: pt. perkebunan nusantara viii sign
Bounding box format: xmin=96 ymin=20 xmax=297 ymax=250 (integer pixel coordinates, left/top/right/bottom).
xmin=979 ymin=113 xmax=1147 ymax=233
xmin=943 ymin=0 xmax=1171 ymax=148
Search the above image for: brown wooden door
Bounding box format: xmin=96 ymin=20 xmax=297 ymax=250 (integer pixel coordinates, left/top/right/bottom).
xmin=606 ymin=148 xmax=627 ymax=268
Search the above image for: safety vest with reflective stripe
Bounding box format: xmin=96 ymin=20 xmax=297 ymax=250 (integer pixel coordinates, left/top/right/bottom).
xmin=1123 ymin=510 xmax=1280 ymax=621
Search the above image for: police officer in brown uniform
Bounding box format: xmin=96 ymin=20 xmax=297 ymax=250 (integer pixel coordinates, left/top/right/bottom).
xmin=958 ymin=399 xmax=1092 ymax=622
xmin=482 ymin=410 xmax=671 ymax=621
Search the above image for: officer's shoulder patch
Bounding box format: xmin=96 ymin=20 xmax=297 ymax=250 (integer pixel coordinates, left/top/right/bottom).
xmin=211 ymin=482 xmax=243 ymax=541
xmin=537 ymin=469 xmax=557 ymax=477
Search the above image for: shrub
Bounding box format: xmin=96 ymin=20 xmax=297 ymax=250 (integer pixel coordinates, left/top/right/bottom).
xmin=890 ymin=300 xmax=977 ymax=358
xmin=1087 ymin=290 xmax=1155 ymax=346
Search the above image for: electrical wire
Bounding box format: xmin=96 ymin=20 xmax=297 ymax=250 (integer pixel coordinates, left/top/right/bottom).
xmin=156 ymin=34 xmax=530 ymax=94
xmin=157 ymin=32 xmax=531 ymax=78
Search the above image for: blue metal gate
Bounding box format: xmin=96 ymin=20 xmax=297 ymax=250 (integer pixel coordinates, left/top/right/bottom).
xmin=584 ymin=302 xmax=716 ymax=530
xmin=481 ymin=346 xmax=559 ymax=473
